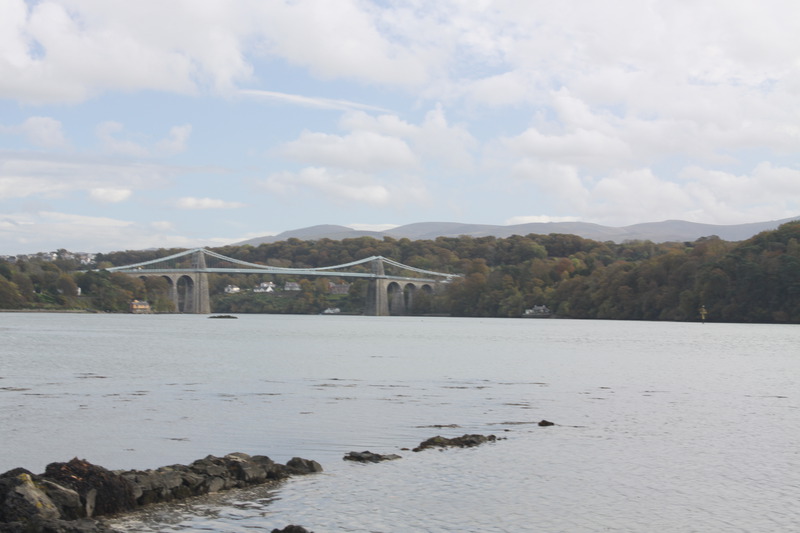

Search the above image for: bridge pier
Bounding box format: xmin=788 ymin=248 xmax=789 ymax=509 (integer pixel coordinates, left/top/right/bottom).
xmin=136 ymin=250 xmax=210 ymax=314
xmin=365 ymin=258 xmax=390 ymax=316
xmin=186 ymin=251 xmax=210 ymax=314
xmin=178 ymin=272 xmax=210 ymax=314
xmin=138 ymin=272 xmax=210 ymax=314
xmin=365 ymin=269 xmax=435 ymax=317
xmin=389 ymin=283 xmax=406 ymax=315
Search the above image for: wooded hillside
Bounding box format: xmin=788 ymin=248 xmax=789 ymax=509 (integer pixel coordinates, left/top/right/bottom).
xmin=2 ymin=221 xmax=799 ymax=323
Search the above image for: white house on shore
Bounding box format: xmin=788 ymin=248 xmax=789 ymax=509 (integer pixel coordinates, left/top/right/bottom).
xmin=254 ymin=281 xmax=275 ymax=293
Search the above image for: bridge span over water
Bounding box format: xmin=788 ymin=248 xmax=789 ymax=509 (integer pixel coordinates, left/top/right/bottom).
xmin=106 ymin=248 xmax=459 ymax=315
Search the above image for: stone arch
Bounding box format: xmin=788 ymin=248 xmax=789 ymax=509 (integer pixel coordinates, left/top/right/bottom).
xmin=403 ymin=283 xmax=417 ymax=311
xmin=136 ymin=275 xmax=179 ymax=313
xmin=387 ymin=281 xmax=405 ymax=315
xmin=176 ymin=275 xmax=195 ymax=313
xmin=408 ymin=282 xmax=435 ymax=314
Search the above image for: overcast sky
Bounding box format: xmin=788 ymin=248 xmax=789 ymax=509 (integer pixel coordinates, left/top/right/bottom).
xmin=2 ymin=0 xmax=799 ymax=254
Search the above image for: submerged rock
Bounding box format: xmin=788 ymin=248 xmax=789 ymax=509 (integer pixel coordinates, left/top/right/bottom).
xmin=412 ymin=434 xmax=497 ymax=452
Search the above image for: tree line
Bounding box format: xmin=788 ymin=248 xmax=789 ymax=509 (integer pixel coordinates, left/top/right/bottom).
xmin=2 ymin=221 xmax=799 ymax=322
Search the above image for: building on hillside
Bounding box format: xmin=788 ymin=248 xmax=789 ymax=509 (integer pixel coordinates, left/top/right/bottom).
xmin=284 ymin=282 xmax=301 ymax=291
xmin=129 ymin=300 xmax=151 ymax=313
xmin=328 ymin=281 xmax=351 ymax=295
xmin=224 ymin=285 xmax=241 ymax=294
xmin=254 ymin=281 xmax=275 ymax=293
xmin=522 ymin=305 xmax=551 ymax=318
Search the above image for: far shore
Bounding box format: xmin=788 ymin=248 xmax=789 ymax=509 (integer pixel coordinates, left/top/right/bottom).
xmin=0 ymin=308 xmax=99 ymax=313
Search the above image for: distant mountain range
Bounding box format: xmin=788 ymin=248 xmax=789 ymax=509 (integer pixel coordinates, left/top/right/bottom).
xmin=236 ymin=217 xmax=800 ymax=246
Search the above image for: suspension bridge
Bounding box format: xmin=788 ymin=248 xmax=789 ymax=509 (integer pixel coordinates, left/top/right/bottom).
xmin=106 ymin=248 xmax=459 ymax=315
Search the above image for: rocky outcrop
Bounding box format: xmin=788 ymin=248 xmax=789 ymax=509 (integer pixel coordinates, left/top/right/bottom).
xmin=343 ymin=451 xmax=402 ymax=463
xmin=412 ymin=434 xmax=498 ymax=452
xmin=0 ymin=453 xmax=322 ymax=532
xmin=45 ymin=459 xmax=137 ymax=517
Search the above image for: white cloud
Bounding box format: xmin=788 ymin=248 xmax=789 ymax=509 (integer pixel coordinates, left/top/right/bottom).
xmin=96 ymin=121 xmax=149 ymax=157
xmin=0 ymin=211 xmax=134 ymax=253
xmin=0 ymin=210 xmax=222 ymax=254
xmin=150 ymin=220 xmax=175 ymax=232
xmin=0 ymin=153 xmax=179 ymax=214
xmin=348 ymin=223 xmax=399 ymax=232
xmin=504 ymin=124 xmax=632 ymax=173
xmin=175 ymin=197 xmax=247 ymax=210
xmin=96 ymin=121 xmax=192 ymax=157
xmin=261 ymin=167 xmax=430 ymax=207
xmin=0 ymin=0 xmax=250 ymax=103
xmin=266 ymin=105 xmax=473 ymax=211
xmin=0 ymin=175 xmax=72 ymax=199
xmin=278 ymin=130 xmax=418 ymax=172
xmin=20 ymin=117 xmax=68 ymax=148
xmin=0 ymin=116 xmax=68 ymax=148
xmin=156 ymin=124 xmax=192 ymax=155
xmin=589 ymin=169 xmax=692 ymax=223
xmin=505 ymin=215 xmax=580 ymax=225
xmin=256 ymin=0 xmax=429 ymax=87
xmin=239 ymin=89 xmax=390 ymax=113
xmin=678 ymin=162 xmax=800 ymax=224
xmin=89 ymin=188 xmax=132 ymax=203
xmin=0 ymin=0 xmax=436 ymax=105
xmin=465 ymin=71 xmax=530 ymax=108
xmin=262 ymin=167 xmax=390 ymax=205
xmin=509 ymin=159 xmax=589 ymax=206
xmin=338 ymin=105 xmax=478 ymax=173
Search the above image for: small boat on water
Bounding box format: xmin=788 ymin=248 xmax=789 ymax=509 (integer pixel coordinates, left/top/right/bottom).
xmin=209 ymin=314 xmax=238 ymax=319
xmin=522 ymin=305 xmax=551 ymax=318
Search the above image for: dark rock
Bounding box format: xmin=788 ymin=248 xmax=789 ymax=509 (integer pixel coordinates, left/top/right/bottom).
xmin=343 ymin=451 xmax=402 ymax=463
xmin=2 ymin=452 xmax=322 ymax=528
xmin=538 ymin=419 xmax=555 ymax=426
xmin=412 ymin=434 xmax=497 ymax=452
xmin=119 ymin=466 xmax=192 ymax=506
xmin=0 ymin=471 xmax=60 ymax=523
xmin=224 ymin=453 xmax=269 ymax=484
xmin=44 ymin=459 xmax=136 ymax=517
xmin=37 ymin=480 xmax=84 ymax=520
xmin=271 ymin=526 xmax=313 ymax=533
xmin=285 ymin=458 xmax=323 ymax=475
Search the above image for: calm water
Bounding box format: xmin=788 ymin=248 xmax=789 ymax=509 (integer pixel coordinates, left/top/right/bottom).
xmin=1 ymin=313 xmax=799 ymax=532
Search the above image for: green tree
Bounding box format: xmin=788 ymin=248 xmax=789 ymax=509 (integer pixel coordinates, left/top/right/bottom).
xmin=0 ymin=277 xmax=24 ymax=308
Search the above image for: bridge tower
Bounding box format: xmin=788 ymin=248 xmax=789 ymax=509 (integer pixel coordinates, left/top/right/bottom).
xmin=184 ymin=249 xmax=211 ymax=314
xmin=365 ymin=257 xmax=390 ymax=316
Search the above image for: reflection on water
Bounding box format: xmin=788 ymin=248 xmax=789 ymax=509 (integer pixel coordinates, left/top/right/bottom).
xmin=2 ymin=314 xmax=800 ymax=531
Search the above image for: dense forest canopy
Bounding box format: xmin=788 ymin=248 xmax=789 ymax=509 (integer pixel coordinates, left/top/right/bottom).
xmin=2 ymin=221 xmax=799 ymax=323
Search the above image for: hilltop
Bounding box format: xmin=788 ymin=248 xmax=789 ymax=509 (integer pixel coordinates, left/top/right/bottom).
xmin=236 ymin=217 xmax=800 ymax=246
